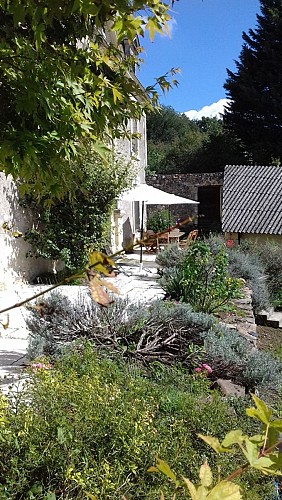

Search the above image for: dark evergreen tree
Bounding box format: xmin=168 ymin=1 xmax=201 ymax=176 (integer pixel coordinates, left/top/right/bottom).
xmin=224 ymin=0 xmax=282 ymax=164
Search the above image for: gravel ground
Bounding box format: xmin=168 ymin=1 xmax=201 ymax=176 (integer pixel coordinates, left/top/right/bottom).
xmin=257 ymin=324 xmax=282 ymax=354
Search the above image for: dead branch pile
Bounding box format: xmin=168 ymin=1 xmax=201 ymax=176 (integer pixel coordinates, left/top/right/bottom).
xmin=26 ymin=292 xmax=215 ymax=366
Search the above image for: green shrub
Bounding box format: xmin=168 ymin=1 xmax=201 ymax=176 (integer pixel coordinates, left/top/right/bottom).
xmin=237 ymin=240 xmax=282 ymax=308
xmin=23 ymin=146 xmax=133 ymax=271
xmin=273 ymin=290 xmax=282 ymax=311
xmin=0 ymin=345 xmax=273 ymax=499
xmin=148 ymin=395 xmax=281 ymax=500
xmin=27 ymin=293 xmax=282 ymax=398
xmin=255 ymin=241 xmax=282 ymax=299
xmin=147 ymin=208 xmax=176 ymax=233
xmin=159 ymin=241 xmax=242 ymax=314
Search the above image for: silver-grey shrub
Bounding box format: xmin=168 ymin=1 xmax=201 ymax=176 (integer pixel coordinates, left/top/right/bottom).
xmin=204 ymin=327 xmax=282 ymax=397
xmin=27 ymin=293 xmax=282 ymax=396
xmin=226 ymin=249 xmax=270 ymax=312
xmin=27 ymin=294 xmax=215 ymax=366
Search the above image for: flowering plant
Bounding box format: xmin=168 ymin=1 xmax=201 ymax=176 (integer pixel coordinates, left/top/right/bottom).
xmin=30 ymin=362 xmax=52 ymax=371
xmin=194 ymin=364 xmax=213 ymax=375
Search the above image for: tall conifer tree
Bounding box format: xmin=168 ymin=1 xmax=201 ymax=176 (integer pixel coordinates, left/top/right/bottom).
xmin=224 ymin=0 xmax=282 ymax=164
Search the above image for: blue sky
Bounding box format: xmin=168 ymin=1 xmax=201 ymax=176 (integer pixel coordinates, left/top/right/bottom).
xmin=138 ymin=0 xmax=260 ymax=113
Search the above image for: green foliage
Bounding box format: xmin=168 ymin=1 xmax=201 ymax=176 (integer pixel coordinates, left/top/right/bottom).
xmin=23 ymin=146 xmax=133 ymax=271
xmin=0 ymin=345 xmax=274 ymax=499
xmin=0 ymin=0 xmax=177 ymax=199
xmin=224 ymin=0 xmax=282 ymax=164
xmin=160 ymin=241 xmax=242 ymax=313
xmin=149 ymin=395 xmax=282 ymax=499
xmin=254 ymin=240 xmax=282 ymax=302
xmin=26 ymin=292 xmax=282 ymax=398
xmin=147 ymin=208 xmax=176 ymax=232
xmin=146 ymin=108 xmax=247 ymax=175
xmin=232 ymin=239 xmax=282 ymax=309
xmin=147 ymin=106 xmax=193 ymax=143
xmin=273 ymin=290 xmax=282 ymax=311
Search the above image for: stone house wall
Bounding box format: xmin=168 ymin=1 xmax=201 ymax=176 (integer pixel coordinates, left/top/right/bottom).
xmin=0 ymin=115 xmax=147 ymax=285
xmin=114 ymin=115 xmax=147 ymax=251
xmin=0 ymin=173 xmax=60 ymax=288
xmin=147 ymin=172 xmax=223 ymax=228
xmin=225 ymin=231 xmax=282 ymax=245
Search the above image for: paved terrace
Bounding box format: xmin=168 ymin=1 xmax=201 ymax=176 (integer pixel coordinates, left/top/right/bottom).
xmin=0 ymin=252 xmax=163 ymax=393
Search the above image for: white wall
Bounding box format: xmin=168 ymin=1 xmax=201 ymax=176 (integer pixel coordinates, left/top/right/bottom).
xmin=0 ymin=173 xmax=57 ymax=288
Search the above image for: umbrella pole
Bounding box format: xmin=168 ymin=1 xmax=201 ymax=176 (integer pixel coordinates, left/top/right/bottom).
xmin=139 ymin=200 xmax=145 ymax=271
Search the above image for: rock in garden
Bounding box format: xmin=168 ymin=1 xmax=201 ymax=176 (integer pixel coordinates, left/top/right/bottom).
xmin=214 ymin=378 xmax=245 ymax=397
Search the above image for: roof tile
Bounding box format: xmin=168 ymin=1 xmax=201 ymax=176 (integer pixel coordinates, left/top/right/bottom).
xmin=222 ymin=165 xmax=282 ymax=235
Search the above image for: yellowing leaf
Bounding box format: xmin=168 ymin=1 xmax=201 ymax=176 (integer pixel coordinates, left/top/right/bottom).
xmin=249 ymin=434 xmax=265 ymax=445
xmin=112 ymin=86 xmax=123 ymax=104
xmin=146 ymin=17 xmax=162 ymax=41
xmin=89 ymin=276 xmax=113 ymax=307
xmin=199 ymin=461 xmax=213 ymax=487
xmin=221 ymin=430 xmax=244 ymax=448
xmin=98 ymin=279 xmax=119 ymax=295
xmin=206 ymin=481 xmax=242 ymax=499
xmin=153 ymin=458 xmax=178 ymax=484
xmin=1 ymin=314 xmax=9 ymax=330
xmin=88 ymin=251 xmax=115 ymax=276
xmin=252 ymin=455 xmax=278 ymax=472
xmin=12 ymin=230 xmax=23 ymax=238
xmin=244 ymin=438 xmax=259 ymax=465
xmin=182 ymin=477 xmax=197 ymax=500
xmin=2 ymin=221 xmax=12 ymax=231
xmin=147 ymin=466 xmax=159 ymax=473
xmin=198 ymin=434 xmax=233 ymax=454
xmin=246 ymin=394 xmax=272 ymax=425
xmin=269 ymin=419 xmax=282 ymax=431
xmin=84 ymin=493 xmax=98 ymax=500
xmin=196 ymin=485 xmax=209 ymax=499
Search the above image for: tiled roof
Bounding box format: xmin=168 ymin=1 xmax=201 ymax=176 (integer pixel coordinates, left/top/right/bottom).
xmin=222 ymin=165 xmax=282 ymax=235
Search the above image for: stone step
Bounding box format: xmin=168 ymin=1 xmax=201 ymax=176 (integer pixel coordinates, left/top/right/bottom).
xmin=267 ymin=312 xmax=282 ymax=329
xmin=256 ymin=308 xmax=282 ymax=329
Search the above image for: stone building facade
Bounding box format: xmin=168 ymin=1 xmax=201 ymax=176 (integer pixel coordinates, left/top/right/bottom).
xmin=0 ymin=115 xmax=147 ymax=287
xmin=0 ymin=173 xmax=65 ymax=287
xmin=147 ymin=172 xmax=223 ymax=233
xmin=112 ymin=115 xmax=147 ymax=252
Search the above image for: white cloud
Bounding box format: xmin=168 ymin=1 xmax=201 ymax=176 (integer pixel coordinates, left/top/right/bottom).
xmin=184 ymin=98 xmax=230 ymax=120
xmin=167 ymin=17 xmax=177 ymax=37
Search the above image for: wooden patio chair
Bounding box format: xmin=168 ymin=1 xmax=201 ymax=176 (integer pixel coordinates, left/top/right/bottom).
xmin=179 ymin=229 xmax=198 ymax=249
xmin=143 ymin=230 xmax=157 ymax=253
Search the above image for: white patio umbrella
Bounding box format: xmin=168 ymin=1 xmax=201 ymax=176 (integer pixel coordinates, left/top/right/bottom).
xmin=120 ymin=183 xmax=198 ymax=268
